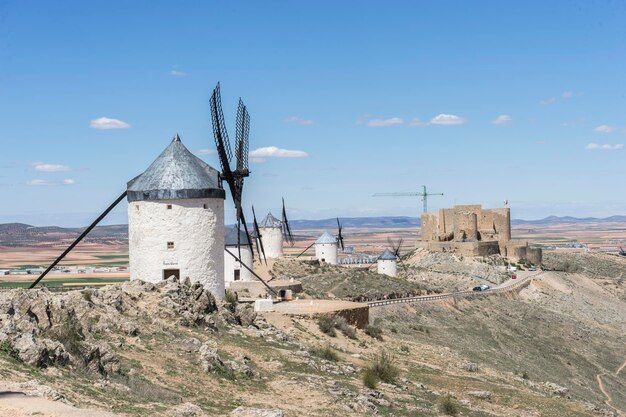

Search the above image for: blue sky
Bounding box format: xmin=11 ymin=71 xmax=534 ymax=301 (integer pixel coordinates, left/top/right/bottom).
xmin=1 ymin=0 xmax=625 ymax=227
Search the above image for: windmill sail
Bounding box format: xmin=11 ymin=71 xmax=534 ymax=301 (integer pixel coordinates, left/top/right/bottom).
xmin=281 ymin=197 xmax=295 ymax=246
xmin=336 ymin=217 xmax=345 ymax=251
xmin=252 ymin=205 xmax=267 ymax=264
xmin=209 ymin=83 xmax=254 ymax=258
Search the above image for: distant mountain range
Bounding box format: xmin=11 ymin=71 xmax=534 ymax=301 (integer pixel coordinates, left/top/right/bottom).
xmin=1 ymin=215 xmax=625 ymax=246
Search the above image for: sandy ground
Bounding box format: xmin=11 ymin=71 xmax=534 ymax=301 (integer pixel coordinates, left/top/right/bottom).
xmin=0 ymin=393 xmax=121 ymax=417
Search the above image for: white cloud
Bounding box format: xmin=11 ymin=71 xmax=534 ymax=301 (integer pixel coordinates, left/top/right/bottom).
xmin=585 ymin=143 xmax=624 ymax=150
xmin=27 ymin=179 xmax=55 ymax=186
xmin=90 ymin=117 xmax=130 ymax=130
xmin=33 ymin=163 xmax=70 ymax=172
xmin=286 ymin=116 xmax=313 ymax=125
xmin=169 ymin=69 xmax=186 ymax=77
xmin=593 ymin=125 xmax=616 ymax=133
xmin=196 ymin=149 xmax=215 ymax=156
xmin=540 ymin=97 xmax=557 ymax=105
xmin=430 ymin=114 xmax=466 ymax=125
xmin=367 ymin=117 xmax=404 ymax=127
xmin=27 ymin=178 xmax=76 ymax=186
xmin=492 ymin=114 xmax=512 ymax=125
xmin=562 ymin=91 xmax=574 ymax=98
xmin=249 ymin=146 xmax=308 ymax=160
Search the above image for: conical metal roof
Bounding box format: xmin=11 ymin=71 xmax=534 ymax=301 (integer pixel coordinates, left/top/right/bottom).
xmin=224 ymin=225 xmax=251 ymax=246
xmin=315 ymin=231 xmax=337 ymax=245
xmin=127 ymin=135 xmax=225 ymax=202
xmin=378 ymin=249 xmax=397 ymax=261
xmin=259 ymin=212 xmax=282 ymax=228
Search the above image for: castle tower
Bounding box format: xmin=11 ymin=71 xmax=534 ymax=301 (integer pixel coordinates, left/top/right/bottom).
xmin=377 ymin=249 xmax=397 ymax=277
xmin=315 ymin=231 xmax=338 ymax=264
xmin=223 ymin=226 xmax=253 ymax=287
xmin=259 ymin=213 xmax=283 ymax=258
xmin=127 ymin=135 xmax=226 ymax=298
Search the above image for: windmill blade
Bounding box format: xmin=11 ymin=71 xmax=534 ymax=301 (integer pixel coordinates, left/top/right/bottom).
xmin=252 ymin=205 xmax=267 ymax=265
xmin=209 ymin=83 xmax=233 ymax=176
xmin=235 ymin=98 xmax=250 ymax=174
xmin=336 ymin=217 xmax=345 ymax=251
xmin=395 ymin=238 xmax=404 ymax=258
xmin=281 ymin=197 xmax=295 ymax=246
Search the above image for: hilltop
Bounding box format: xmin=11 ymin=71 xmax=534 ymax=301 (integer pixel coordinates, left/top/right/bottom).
xmin=0 ymin=251 xmax=624 ymax=416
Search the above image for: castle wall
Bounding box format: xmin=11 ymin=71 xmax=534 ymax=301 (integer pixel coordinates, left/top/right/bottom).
xmin=453 ymin=208 xmax=478 ymax=242
xmin=259 ymin=227 xmax=283 ymax=258
xmin=526 ymin=247 xmax=543 ymax=266
xmin=421 ymin=213 xmax=438 ymax=241
xmin=128 ymin=198 xmax=225 ymax=299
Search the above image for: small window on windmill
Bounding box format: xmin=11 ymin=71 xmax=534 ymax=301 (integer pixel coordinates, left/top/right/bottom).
xmin=167 ymin=241 xmax=174 ymax=250
xmin=135 ymin=205 xmax=139 ymax=211
xmin=167 ymin=204 xmax=172 ymax=210
xmin=203 ymin=204 xmax=208 ymax=209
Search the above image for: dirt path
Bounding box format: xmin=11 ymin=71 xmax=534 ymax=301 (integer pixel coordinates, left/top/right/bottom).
xmin=596 ymin=373 xmax=625 ymax=417
xmin=616 ymin=357 xmax=626 ymax=376
xmin=0 ymin=393 xmax=120 ymax=417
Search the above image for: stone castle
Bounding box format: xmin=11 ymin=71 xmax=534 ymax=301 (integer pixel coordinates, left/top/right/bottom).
xmin=419 ymin=204 xmax=542 ymax=265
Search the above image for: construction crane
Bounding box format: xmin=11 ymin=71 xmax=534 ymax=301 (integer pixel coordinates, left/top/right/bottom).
xmin=373 ymin=185 xmax=444 ymax=213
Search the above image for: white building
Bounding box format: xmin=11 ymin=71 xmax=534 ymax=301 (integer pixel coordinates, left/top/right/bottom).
xmin=259 ymin=213 xmax=283 ymax=258
xmin=315 ymin=231 xmax=338 ymax=265
xmin=127 ymin=134 xmax=226 ymax=299
xmin=377 ymin=249 xmax=397 ymax=277
xmin=224 ymin=225 xmax=254 ymax=287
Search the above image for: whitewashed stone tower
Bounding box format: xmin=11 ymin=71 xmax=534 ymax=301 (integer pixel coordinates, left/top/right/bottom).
xmin=127 ymin=134 xmax=226 ymax=298
xmin=377 ymin=249 xmax=397 ymax=277
xmin=315 ymin=231 xmax=338 ymax=265
xmin=259 ymin=213 xmax=283 ymax=258
xmin=223 ymin=226 xmax=254 ymax=287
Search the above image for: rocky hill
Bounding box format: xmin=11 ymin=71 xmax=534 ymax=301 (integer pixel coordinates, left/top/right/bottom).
xmin=0 ymin=252 xmax=624 ymax=416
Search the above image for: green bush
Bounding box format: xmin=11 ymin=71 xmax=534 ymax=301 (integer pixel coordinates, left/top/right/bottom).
xmin=225 ymin=289 xmax=238 ymax=307
xmin=52 ymin=319 xmax=84 ymax=356
xmin=317 ymin=315 xmax=337 ymax=337
xmin=400 ymin=345 xmax=409 ymax=353
xmin=82 ymin=289 xmax=93 ymax=303
xmin=0 ymin=340 xmax=19 ymax=360
xmin=309 ymin=343 xmax=339 ymax=362
xmin=334 ymin=317 xmax=357 ymax=339
xmin=362 ymin=368 xmax=378 ymax=389
xmin=364 ymin=324 xmax=383 ymax=340
xmin=439 ymin=394 xmax=460 ymax=416
xmin=367 ymin=350 xmax=399 ymax=384
xmin=317 ymin=315 xmax=357 ymax=339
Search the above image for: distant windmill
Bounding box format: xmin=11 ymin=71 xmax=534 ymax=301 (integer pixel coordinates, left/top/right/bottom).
xmin=373 ymin=185 xmax=443 ymax=213
xmin=210 ymin=83 xmax=254 ymax=258
xmin=388 ymin=237 xmax=404 ymax=258
xmin=296 ymin=217 xmax=345 ymax=258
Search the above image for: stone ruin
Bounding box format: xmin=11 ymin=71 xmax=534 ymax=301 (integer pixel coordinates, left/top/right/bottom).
xmin=419 ymin=204 xmax=542 ymax=265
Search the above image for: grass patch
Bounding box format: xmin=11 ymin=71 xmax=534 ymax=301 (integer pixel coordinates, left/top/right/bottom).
xmin=317 ymin=315 xmax=357 ymax=339
xmin=225 ymin=289 xmax=238 ymax=307
xmin=309 ymin=343 xmax=339 ymax=362
xmin=439 ymin=394 xmax=460 ymax=416
xmin=364 ymin=350 xmax=399 ymax=386
xmin=362 ymin=368 xmax=378 ymax=389
xmin=0 ymin=340 xmax=19 ymax=360
xmin=364 ymin=324 xmax=383 ymax=340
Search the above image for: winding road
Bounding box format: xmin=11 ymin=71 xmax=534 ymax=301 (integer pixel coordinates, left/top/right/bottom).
xmin=367 ymin=270 xmax=544 ymax=308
